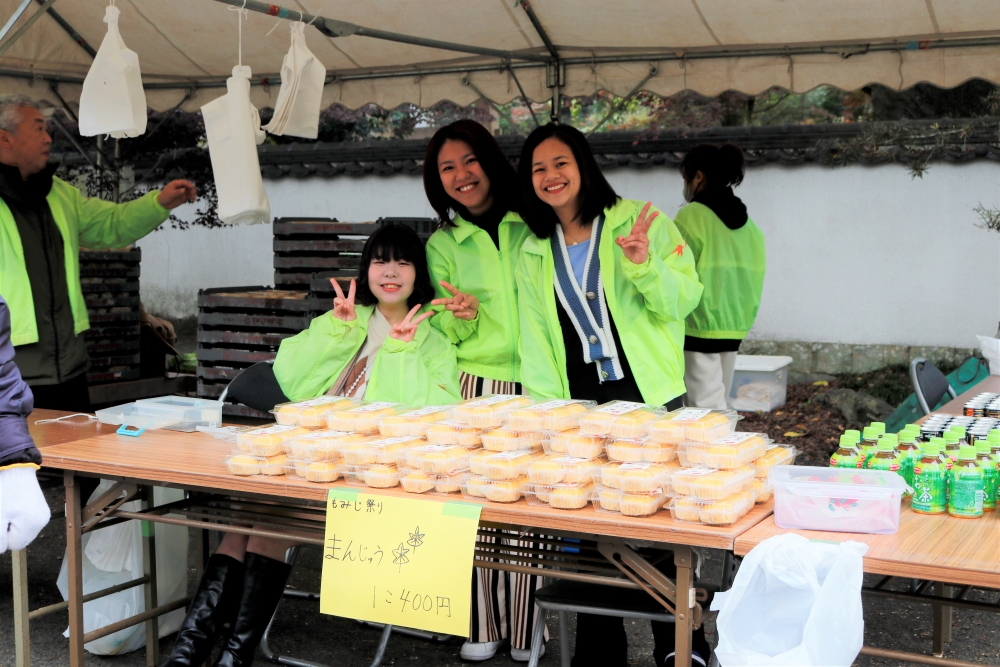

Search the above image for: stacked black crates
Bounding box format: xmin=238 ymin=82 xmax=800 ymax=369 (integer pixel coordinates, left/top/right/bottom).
xmin=196 ymin=287 xmax=311 ymax=417
xmin=79 ymin=249 xmax=141 ymax=384
xmin=273 ymin=217 xmax=435 ymax=288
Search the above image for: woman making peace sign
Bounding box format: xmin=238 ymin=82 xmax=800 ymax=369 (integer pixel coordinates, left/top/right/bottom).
xmin=515 ymin=124 xmax=708 ymax=667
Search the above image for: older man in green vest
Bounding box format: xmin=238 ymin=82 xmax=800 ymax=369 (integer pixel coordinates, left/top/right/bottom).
xmin=0 ymin=94 xmax=196 ymax=411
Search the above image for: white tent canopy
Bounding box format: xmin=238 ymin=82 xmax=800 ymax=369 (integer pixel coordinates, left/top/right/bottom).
xmin=2 ymin=0 xmax=1000 ymax=114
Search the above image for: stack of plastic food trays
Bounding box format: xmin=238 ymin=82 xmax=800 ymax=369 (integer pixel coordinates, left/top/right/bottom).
xmin=224 ymin=424 xmax=314 ymax=477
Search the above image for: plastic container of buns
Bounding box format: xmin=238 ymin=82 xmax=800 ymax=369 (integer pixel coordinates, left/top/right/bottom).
xmin=284 ymin=458 xmax=342 ymax=483
xmin=326 ymin=402 xmax=406 ymax=434
xmin=398 ymin=468 xmax=468 ymax=494
xmin=754 ymin=445 xmax=797 ymax=479
xmin=606 ymin=437 xmax=678 ymax=464
xmin=425 ymin=420 xmax=487 ymax=447
xmin=286 ymin=430 xmax=367 ymax=461
xmin=461 ymin=475 xmax=527 ymax=503
xmin=453 ymin=395 xmax=534 ymax=429
xmin=668 ymin=465 xmax=755 ymax=500
xmin=600 ymin=460 xmax=679 ymax=490
xmin=592 ymin=485 xmax=668 ymax=517
xmin=505 ymin=399 xmax=596 ymax=432
xmin=481 ymin=427 xmax=546 ymax=452
xmin=404 ymin=444 xmax=472 ymax=474
xmin=527 ymin=456 xmax=602 ymax=485
xmin=648 ymin=408 xmax=740 ymax=445
xmin=680 ymin=432 xmax=770 ymax=469
xmin=524 ymin=482 xmax=593 ymax=509
xmin=378 ymin=406 xmax=452 ymax=437
xmin=577 ymin=401 xmax=664 ymax=438
xmin=752 ymin=477 xmax=773 ymax=503
xmin=342 ymin=463 xmax=401 ymax=488
xmin=341 ymin=436 xmax=425 ymax=465
xmin=272 ymin=396 xmax=359 ymax=427
xmin=224 ymin=452 xmax=287 ymax=476
xmin=235 ymin=425 xmax=312 ymax=457
xmin=668 ymin=490 xmax=755 ymax=526
xmin=481 ymin=450 xmax=541 ymax=480
xmin=544 ymin=429 xmax=606 ymax=458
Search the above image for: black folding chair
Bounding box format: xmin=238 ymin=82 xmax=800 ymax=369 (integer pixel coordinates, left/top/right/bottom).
xmin=909 ymin=358 xmax=957 ymax=415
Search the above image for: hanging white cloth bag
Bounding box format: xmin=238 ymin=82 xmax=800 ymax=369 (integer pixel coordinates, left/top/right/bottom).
xmin=263 ymin=22 xmax=326 ymax=139
xmin=201 ymin=65 xmax=271 ymax=225
xmin=78 ymin=4 xmax=147 ymax=138
xmin=710 ymin=533 xmax=868 ymax=667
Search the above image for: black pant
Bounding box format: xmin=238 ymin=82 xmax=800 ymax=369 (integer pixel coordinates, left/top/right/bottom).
xmin=29 ymin=372 xmax=92 ymax=413
xmin=570 ymin=553 xmax=711 ymax=667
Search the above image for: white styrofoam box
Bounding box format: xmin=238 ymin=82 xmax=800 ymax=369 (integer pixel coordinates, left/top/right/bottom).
xmin=773 ymin=465 xmax=907 ymax=534
xmin=728 ymin=355 xmax=793 ymax=412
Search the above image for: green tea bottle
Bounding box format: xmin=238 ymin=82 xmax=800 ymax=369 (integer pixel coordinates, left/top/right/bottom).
xmin=988 ymin=430 xmax=1000 ymax=468
xmin=897 ymin=430 xmax=921 ymax=489
xmin=943 ymin=431 xmax=962 ymax=464
xmin=902 ymin=424 xmax=923 ymax=443
xmin=870 ymin=422 xmax=886 ymax=437
xmin=974 ymin=440 xmax=997 ymax=511
xmin=931 ymin=436 xmax=953 ymax=502
xmin=830 ymin=434 xmax=861 ymax=469
xmin=867 ymin=434 xmax=902 ymax=475
xmin=948 ymin=444 xmax=985 ymax=519
xmin=912 ymin=440 xmax=947 ymax=514
xmin=859 ymin=426 xmax=880 ymax=467
xmin=843 ymin=429 xmax=862 ymax=453
xmin=952 ymin=425 xmax=969 ymax=445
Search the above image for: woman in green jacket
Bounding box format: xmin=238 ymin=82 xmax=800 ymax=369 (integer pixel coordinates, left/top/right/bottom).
xmin=516 ymin=123 xmax=708 ymax=667
xmin=161 ymin=225 xmax=459 ymax=667
xmin=674 ymin=144 xmax=765 ymax=409
xmin=423 ymin=120 xmax=544 ymax=662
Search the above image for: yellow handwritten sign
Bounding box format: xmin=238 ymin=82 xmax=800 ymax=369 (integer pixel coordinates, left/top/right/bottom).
xmin=320 ymin=487 xmax=482 ymax=635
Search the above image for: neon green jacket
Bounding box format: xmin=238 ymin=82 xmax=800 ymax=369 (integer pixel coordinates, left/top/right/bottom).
xmin=426 ymin=211 xmax=532 ymax=382
xmin=515 ymin=199 xmax=703 ymax=405
xmin=273 ymin=304 xmax=461 ymax=405
xmin=0 ymin=177 xmax=168 ymax=346
xmin=673 ymin=202 xmax=766 ymax=340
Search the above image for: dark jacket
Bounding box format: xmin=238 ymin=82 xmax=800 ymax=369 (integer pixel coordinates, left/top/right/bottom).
xmin=0 ymin=295 xmax=40 ymax=467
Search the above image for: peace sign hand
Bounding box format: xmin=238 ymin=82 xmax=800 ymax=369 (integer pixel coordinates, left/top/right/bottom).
xmin=389 ymin=304 xmax=434 ymax=343
xmin=430 ymin=281 xmax=479 ymax=321
xmin=615 ymin=201 xmax=659 ymax=265
xmin=330 ymin=278 xmax=357 ymax=322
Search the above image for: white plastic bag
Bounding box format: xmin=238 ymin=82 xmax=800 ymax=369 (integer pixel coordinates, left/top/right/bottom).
xmin=262 ymin=22 xmax=326 ymax=139
xmin=977 ymin=335 xmax=1000 ymax=375
xmin=710 ymin=534 xmax=868 ymax=667
xmin=202 ymin=65 xmax=271 ymax=225
xmin=56 ymin=482 xmax=188 ymax=655
xmin=78 ymin=4 xmax=147 ymax=138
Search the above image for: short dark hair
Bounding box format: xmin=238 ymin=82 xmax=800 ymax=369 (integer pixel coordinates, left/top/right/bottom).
xmin=517 ymin=124 xmax=620 ymax=239
xmin=423 ymin=120 xmax=520 ymax=227
xmin=680 ymin=143 xmax=745 ymax=188
xmin=355 ymin=224 xmax=436 ymax=309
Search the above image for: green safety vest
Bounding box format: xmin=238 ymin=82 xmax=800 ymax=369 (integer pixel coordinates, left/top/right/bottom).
xmin=673 ymin=201 xmax=765 ymax=340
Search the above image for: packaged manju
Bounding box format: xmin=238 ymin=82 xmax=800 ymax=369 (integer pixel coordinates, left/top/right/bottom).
xmin=947 ymin=444 xmax=985 ymax=519
xmin=911 ymin=440 xmax=946 ymax=515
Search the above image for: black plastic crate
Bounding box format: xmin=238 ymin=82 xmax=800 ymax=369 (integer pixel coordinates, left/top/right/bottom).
xmin=79 ymin=249 xmax=141 ymax=263
xmin=197 ymin=330 xmax=294 ymax=347
xmin=86 ymin=338 xmax=141 ymax=356
xmin=198 ymin=288 xmax=311 ymax=313
xmin=84 ymin=294 xmax=142 ymax=309
xmin=197 ymin=348 xmax=278 ymax=365
xmin=89 ymin=353 xmax=141 ymax=369
xmin=80 ymin=280 xmax=140 ymax=294
xmin=79 ymin=265 xmax=141 ymax=279
xmin=86 ymin=366 xmax=140 ymax=384
xmin=88 ymin=310 xmax=141 ymax=324
xmin=85 ymin=324 xmax=141 ymax=340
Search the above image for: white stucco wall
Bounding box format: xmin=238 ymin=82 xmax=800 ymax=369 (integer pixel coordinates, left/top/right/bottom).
xmin=137 ymin=160 xmax=1000 ymax=349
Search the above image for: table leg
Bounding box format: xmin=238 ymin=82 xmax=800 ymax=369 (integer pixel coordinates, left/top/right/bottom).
xmin=65 ymin=471 xmax=85 ymax=667
xmin=674 ymin=545 xmax=694 ymax=667
xmin=932 ymin=582 xmax=953 ymax=656
xmin=13 ymin=549 xmax=29 ymax=667
xmin=141 ymin=487 xmax=160 ymax=667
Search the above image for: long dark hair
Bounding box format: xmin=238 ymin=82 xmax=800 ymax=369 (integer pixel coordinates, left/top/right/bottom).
xmin=517 ymin=124 xmax=619 ymax=239
xmin=355 ymin=224 xmax=435 ymax=309
xmin=680 ymin=143 xmax=745 ymax=188
xmin=422 ymin=120 xmax=519 ymax=227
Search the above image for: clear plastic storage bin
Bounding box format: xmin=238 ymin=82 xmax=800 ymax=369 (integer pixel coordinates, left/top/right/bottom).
xmin=772 ymin=465 xmax=908 ymax=534
xmin=729 ymin=355 xmax=793 ymax=412
xmin=98 ymin=396 xmax=224 ymax=432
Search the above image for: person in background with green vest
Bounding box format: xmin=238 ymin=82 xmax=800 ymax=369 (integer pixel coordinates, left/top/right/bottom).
xmin=423 ymin=120 xmax=544 ymax=662
xmin=0 ymin=94 xmax=195 ymax=412
xmin=515 ymin=123 xmax=708 ymax=667
xmin=674 ymin=143 xmax=765 ymax=409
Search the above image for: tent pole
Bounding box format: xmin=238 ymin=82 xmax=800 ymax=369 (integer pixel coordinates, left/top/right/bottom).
xmin=212 ymin=0 xmax=551 ymax=64
xmin=35 ymin=0 xmax=95 ymax=58
xmin=48 ymin=113 xmax=95 ymax=169
xmin=519 ymin=0 xmax=559 ymax=61
xmin=0 ymin=0 xmax=32 ymax=44
xmin=0 ymin=0 xmax=56 ymax=57
xmin=506 ymin=64 xmax=541 ymax=129
xmin=462 ymin=76 xmax=527 ymax=138
xmin=586 ymin=64 xmax=658 ymax=137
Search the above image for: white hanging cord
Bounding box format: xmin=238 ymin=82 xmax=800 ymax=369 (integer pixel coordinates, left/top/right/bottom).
xmin=228 ymin=0 xmax=249 ymax=66
xmin=266 ymin=17 xmax=285 ymax=37
xmin=33 ymin=413 xmax=98 ymax=425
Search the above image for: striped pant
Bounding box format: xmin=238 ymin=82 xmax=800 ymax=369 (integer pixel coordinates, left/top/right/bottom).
xmin=461 ymin=372 xmax=548 ymax=649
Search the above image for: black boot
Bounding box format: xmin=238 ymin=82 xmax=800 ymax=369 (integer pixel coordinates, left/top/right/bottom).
xmin=213 ymin=552 xmax=292 ymax=667
xmin=163 ymin=554 xmax=246 ymax=666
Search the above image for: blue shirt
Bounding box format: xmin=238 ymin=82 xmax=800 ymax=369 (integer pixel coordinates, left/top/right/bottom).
xmin=566 ymin=239 xmax=591 ymax=288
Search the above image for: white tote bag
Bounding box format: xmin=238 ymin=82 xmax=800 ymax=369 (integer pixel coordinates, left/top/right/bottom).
xmin=78 ymin=4 xmax=147 ymax=138
xmin=201 ymin=66 xmax=271 ymax=225
xmin=710 ymin=533 xmax=868 ymax=667
xmin=263 ymin=22 xmax=326 ymax=139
